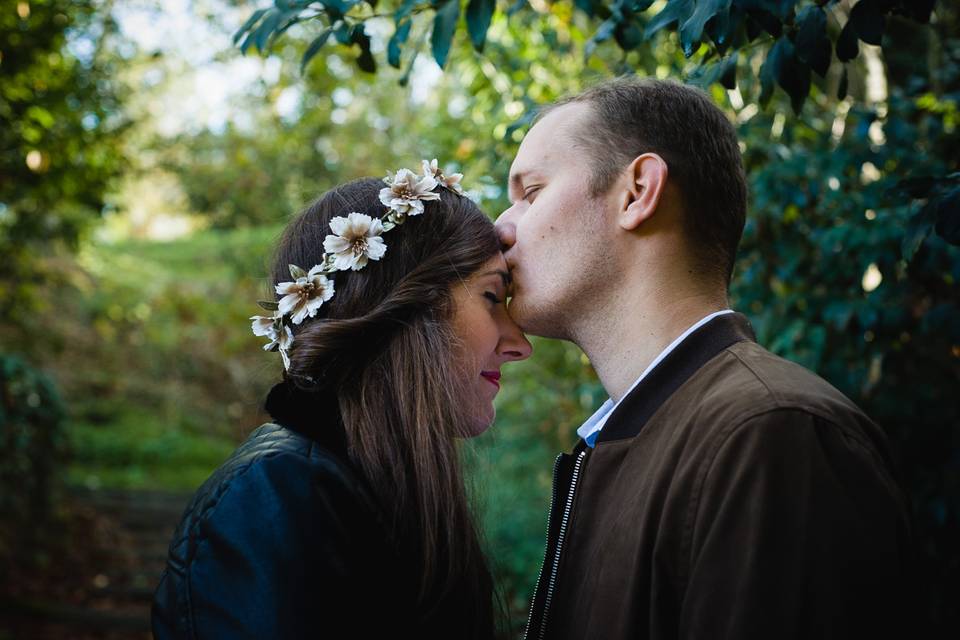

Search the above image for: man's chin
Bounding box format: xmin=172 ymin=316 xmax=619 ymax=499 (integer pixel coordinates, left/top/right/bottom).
xmin=507 ymin=296 xmax=565 ymax=340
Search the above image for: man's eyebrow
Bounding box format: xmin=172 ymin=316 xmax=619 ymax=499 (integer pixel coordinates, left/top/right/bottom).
xmin=508 ymin=170 xmax=529 ymax=201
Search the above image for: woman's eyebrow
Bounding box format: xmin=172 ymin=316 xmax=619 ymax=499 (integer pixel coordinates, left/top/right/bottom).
xmin=480 ymin=270 xmax=511 ymax=286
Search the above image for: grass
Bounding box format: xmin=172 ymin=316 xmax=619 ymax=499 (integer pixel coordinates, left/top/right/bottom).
xmin=66 ymin=404 xmax=236 ymax=491
xmin=59 ymin=224 xmax=288 ymax=492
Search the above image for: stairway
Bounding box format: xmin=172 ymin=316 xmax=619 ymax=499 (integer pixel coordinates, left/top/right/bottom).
xmin=0 ymin=488 xmax=191 ymax=639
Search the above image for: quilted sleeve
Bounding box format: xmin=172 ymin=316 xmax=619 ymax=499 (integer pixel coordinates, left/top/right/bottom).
xmin=170 ymin=449 xmax=391 ymax=639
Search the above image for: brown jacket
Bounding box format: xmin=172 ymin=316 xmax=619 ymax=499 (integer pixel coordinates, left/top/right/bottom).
xmin=524 ymin=313 xmax=910 ymax=640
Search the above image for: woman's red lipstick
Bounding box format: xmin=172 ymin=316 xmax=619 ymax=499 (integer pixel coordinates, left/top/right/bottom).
xmin=481 ymin=371 xmax=501 ymax=389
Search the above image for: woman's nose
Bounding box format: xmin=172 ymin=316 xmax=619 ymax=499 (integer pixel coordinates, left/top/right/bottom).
xmin=498 ymin=320 xmax=532 ymax=362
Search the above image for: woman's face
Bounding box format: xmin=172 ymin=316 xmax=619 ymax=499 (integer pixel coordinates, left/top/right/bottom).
xmin=450 ymin=252 xmax=533 ymax=436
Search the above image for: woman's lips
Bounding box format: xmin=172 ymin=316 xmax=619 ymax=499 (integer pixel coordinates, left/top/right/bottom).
xmin=481 ymin=371 xmax=501 ymax=389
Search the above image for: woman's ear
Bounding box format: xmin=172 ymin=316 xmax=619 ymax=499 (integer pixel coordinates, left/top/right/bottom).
xmin=619 ymin=153 xmax=669 ymax=231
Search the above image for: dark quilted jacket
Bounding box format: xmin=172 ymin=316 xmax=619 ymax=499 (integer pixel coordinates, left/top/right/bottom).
xmin=151 ymin=383 xmax=411 ymax=639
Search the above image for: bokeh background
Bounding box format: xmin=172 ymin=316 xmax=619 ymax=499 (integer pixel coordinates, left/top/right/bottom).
xmin=1 ymin=0 xmax=958 ymax=638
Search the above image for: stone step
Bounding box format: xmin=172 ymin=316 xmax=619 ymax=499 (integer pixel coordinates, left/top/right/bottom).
xmin=6 ymin=487 xmax=192 ymax=636
xmin=0 ymin=597 xmax=151 ymax=634
xmin=91 ymin=583 xmax=158 ymax=602
xmin=68 ymin=488 xmax=191 ymax=518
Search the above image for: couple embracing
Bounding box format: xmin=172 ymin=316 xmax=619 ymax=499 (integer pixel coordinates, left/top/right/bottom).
xmin=152 ymin=78 xmax=910 ymax=639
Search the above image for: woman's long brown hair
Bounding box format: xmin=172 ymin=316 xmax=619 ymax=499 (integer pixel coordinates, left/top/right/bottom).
xmin=269 ymin=177 xmax=500 ymax=636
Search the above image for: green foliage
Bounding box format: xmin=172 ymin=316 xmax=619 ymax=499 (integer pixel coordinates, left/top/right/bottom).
xmin=732 ymin=36 xmax=960 ymax=626
xmin=432 ymin=0 xmax=461 ymax=69
xmin=67 ymin=403 xmax=235 ymax=491
xmin=0 ymin=355 xmax=67 ymax=561
xmin=234 ymin=1 xmax=934 ymax=110
xmin=8 ymin=224 xmax=286 ymax=494
xmin=231 ymin=2 xmax=956 ymax=252
xmin=0 ymin=0 xmax=127 ymax=325
xmin=158 ymin=125 xmax=327 ymax=228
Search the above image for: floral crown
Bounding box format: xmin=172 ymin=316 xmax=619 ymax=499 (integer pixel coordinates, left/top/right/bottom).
xmin=250 ymin=159 xmax=465 ymax=370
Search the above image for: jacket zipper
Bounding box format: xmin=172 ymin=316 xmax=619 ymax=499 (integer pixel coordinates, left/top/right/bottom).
xmin=523 ymin=454 xmax=562 ymax=640
xmin=526 ymin=449 xmax=588 ymax=640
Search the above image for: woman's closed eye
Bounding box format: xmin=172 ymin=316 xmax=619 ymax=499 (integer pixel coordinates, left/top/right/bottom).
xmin=483 ymin=291 xmax=504 ymax=305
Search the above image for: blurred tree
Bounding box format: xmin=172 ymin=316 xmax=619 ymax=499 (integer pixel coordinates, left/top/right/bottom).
xmin=235 ymin=1 xmax=956 ymax=248
xmin=731 ymin=7 xmax=960 ymax=630
xmin=0 ymin=0 xmax=127 ymax=327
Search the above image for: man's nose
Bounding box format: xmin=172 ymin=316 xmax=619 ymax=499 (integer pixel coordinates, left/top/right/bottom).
xmin=495 ymin=208 xmax=517 ymax=252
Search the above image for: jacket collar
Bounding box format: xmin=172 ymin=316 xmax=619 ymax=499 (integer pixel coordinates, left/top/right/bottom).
xmin=263 ymin=380 xmax=349 ymax=455
xmin=594 ymin=311 xmax=756 ymax=445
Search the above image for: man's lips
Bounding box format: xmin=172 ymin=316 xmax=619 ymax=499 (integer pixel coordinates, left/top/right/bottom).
xmin=481 ymin=371 xmax=501 ymax=389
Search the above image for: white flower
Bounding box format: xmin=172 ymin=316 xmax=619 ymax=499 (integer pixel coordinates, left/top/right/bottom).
xmin=422 ymin=158 xmax=464 ymax=195
xmin=323 ymin=212 xmax=388 ymax=271
xmin=251 ymin=313 xmax=294 ymax=369
xmin=379 ymin=168 xmax=440 ymax=216
xmin=250 ymin=313 xmax=281 ymax=340
xmin=275 ymin=264 xmax=335 ymax=324
xmin=264 ymin=323 xmax=293 ymax=353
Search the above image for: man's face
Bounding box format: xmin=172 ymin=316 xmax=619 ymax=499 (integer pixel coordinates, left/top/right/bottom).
xmin=496 ymin=103 xmax=616 ymax=339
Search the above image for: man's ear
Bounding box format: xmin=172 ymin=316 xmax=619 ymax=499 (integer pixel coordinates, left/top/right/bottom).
xmin=619 ymin=153 xmax=669 ymax=231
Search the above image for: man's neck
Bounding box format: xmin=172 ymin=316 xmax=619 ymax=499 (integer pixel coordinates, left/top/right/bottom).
xmin=572 ymin=290 xmax=729 ymax=402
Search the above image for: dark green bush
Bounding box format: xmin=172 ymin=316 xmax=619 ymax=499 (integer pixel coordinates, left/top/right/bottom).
xmin=0 ymin=355 xmax=67 ymax=561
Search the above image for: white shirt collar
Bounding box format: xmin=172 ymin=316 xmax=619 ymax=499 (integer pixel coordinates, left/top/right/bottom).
xmin=576 ymin=309 xmax=735 ymax=446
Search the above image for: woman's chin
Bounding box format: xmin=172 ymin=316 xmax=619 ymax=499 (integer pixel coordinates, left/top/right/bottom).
xmin=461 ymin=408 xmax=495 ymax=438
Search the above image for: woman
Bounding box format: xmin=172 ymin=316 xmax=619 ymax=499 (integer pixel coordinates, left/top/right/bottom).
xmin=151 ymin=163 xmax=532 ymax=639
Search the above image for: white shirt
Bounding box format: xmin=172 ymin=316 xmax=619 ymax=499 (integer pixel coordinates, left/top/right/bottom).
xmin=577 ymin=309 xmax=735 ymax=447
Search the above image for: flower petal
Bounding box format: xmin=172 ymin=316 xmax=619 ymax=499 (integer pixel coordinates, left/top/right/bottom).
xmin=331 ymin=252 xmax=357 ymax=271
xmin=278 ymin=324 xmax=294 ymax=349
xmin=250 ymin=315 xmax=278 ymax=338
xmin=329 ymin=216 xmax=350 ymax=236
xmin=345 ymin=212 xmax=373 ymax=234
xmin=319 ymin=277 xmax=335 ymax=301
xmin=366 ymin=237 xmax=387 ymax=260
xmin=395 ymin=168 xmax=417 ymax=184
xmin=387 ymin=199 xmax=411 ymax=215
xmin=278 ymin=292 xmax=303 ymax=317
xmin=289 ymin=300 xmax=312 ymax=324
xmin=324 ymin=235 xmax=351 ymax=254
xmin=275 ymin=281 xmax=299 ymax=296
xmin=379 ymin=187 xmax=396 ymax=208
xmin=416 ymin=174 xmax=439 ymax=193
xmin=302 ymin=296 xmax=325 ymax=319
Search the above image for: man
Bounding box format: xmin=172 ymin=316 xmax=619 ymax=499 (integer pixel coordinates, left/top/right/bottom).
xmin=495 ymin=78 xmax=911 ymax=639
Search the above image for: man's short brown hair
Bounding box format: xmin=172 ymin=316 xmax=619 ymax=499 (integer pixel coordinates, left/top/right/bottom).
xmin=541 ymin=77 xmax=748 ymax=284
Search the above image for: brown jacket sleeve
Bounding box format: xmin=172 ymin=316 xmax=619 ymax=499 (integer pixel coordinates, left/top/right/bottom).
xmin=679 ymin=408 xmax=910 ymax=640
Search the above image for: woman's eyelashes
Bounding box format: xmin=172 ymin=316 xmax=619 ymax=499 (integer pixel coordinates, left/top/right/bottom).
xmin=483 ymin=291 xmax=504 ymax=305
